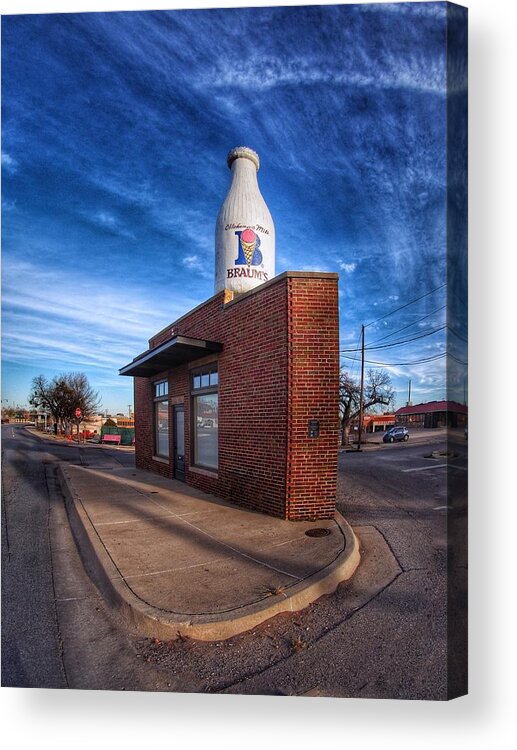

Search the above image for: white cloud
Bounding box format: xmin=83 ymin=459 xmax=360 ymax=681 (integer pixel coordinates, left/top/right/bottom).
xmin=181 ymin=254 xmax=213 ymax=279
xmin=197 ymin=54 xmax=445 ymax=95
xmin=1 ymin=259 xmax=200 ymax=371
xmin=83 ymin=209 xmax=135 ymax=239
xmin=338 ymin=261 xmax=357 ymax=274
xmin=2 ymin=151 xmax=18 ymax=173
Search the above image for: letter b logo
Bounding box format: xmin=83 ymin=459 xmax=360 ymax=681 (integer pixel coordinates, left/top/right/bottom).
xmin=234 ymin=229 xmax=262 ymax=267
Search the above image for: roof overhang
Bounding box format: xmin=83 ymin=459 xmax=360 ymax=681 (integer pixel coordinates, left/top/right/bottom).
xmin=119 ymin=336 xmax=222 ymax=378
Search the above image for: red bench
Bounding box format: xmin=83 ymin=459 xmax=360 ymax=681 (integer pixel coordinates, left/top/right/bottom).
xmin=101 ymin=434 xmax=121 ymax=446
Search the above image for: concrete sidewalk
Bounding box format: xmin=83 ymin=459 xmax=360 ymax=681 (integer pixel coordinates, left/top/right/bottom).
xmin=58 ymin=464 xmax=360 ymax=641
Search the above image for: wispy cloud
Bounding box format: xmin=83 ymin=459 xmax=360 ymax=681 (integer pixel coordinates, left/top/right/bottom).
xmin=81 ymin=209 xmax=136 ymax=239
xmin=181 ymin=254 xmax=212 ymax=279
xmin=197 ymin=55 xmax=445 ymax=94
xmin=1 ymin=4 xmax=457 ymax=410
xmin=338 ymin=262 xmax=357 ymax=274
xmin=2 ymin=151 xmax=18 ymax=173
xmin=2 ymin=259 xmax=199 ymax=376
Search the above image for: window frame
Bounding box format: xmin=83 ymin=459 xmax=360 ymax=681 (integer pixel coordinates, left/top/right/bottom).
xmin=153 ymin=379 xmax=169 ymax=459
xmin=191 ymin=363 xmax=218 ymax=471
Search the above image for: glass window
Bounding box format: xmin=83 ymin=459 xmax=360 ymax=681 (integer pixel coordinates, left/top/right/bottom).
xmin=193 ymin=393 xmax=218 ymax=469
xmin=192 ymin=364 xmax=218 ymax=391
xmin=191 ymin=362 xmax=218 ymax=470
xmin=154 ymin=380 xmax=168 ymax=398
xmin=155 ymin=400 xmax=169 ymax=457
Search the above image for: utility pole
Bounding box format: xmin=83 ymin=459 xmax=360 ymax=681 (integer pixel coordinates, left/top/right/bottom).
xmin=408 ymin=378 xmax=412 ymax=406
xmin=357 ymin=323 xmax=365 ymax=451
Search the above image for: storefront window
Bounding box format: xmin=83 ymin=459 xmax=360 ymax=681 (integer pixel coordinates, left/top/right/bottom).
xmin=192 ymin=364 xmax=218 ymax=470
xmin=154 ymin=380 xmax=169 ymax=458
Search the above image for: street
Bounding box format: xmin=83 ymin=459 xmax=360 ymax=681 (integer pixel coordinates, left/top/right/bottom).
xmin=1 ymin=424 xmax=466 ymax=698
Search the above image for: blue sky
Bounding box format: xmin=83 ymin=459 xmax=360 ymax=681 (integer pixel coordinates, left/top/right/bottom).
xmin=1 ymin=2 xmax=467 ymax=414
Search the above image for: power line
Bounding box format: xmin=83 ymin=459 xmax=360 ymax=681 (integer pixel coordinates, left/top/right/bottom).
xmin=364 ymin=283 xmax=446 ymax=329
xmin=341 ymin=325 xmax=446 ymax=353
xmin=341 ymin=351 xmax=467 ymax=367
xmin=341 ymin=352 xmax=446 ymax=366
xmin=344 ymin=327 xmax=363 ymax=379
xmin=447 ymin=324 xmax=468 ymax=344
xmin=368 ymin=304 xmax=447 ymax=345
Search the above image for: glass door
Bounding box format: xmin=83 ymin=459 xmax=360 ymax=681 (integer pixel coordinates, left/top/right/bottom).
xmin=173 ymin=405 xmax=185 ymax=481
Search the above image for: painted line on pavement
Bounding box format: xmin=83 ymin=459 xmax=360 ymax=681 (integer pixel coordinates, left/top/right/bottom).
xmin=402 ymin=464 xmax=467 ymax=473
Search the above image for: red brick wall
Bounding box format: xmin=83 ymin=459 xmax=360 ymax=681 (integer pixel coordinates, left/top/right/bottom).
xmin=132 ymin=272 xmax=339 ymax=519
xmin=285 ymin=277 xmax=339 ymax=520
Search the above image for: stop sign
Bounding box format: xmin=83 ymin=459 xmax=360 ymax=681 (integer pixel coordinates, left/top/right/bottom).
xmin=75 ymin=408 xmax=82 ymax=418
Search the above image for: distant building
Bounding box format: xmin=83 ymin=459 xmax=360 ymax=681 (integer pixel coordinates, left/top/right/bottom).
xmin=395 ymin=400 xmax=467 ymax=429
xmin=363 ymin=413 xmax=396 ymax=433
xmin=114 ymin=416 xmax=135 ymax=429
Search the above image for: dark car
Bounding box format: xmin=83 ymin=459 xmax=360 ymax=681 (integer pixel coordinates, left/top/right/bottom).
xmin=383 ymin=426 xmax=409 ymax=443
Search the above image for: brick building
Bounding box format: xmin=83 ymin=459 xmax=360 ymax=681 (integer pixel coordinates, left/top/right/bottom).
xmin=395 ymin=400 xmax=468 ymax=428
xmin=120 ymin=271 xmax=339 ymax=521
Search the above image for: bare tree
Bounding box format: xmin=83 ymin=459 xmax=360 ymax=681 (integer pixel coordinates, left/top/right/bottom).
xmin=28 ymin=375 xmax=65 ymax=430
xmin=64 ymin=372 xmax=101 ymax=422
xmin=339 ymin=368 xmax=394 ymax=446
xmin=29 ymin=372 xmax=101 ymax=434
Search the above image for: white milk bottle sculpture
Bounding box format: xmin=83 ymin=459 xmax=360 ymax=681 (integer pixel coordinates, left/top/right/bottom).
xmin=215 ymin=146 xmax=275 ymax=294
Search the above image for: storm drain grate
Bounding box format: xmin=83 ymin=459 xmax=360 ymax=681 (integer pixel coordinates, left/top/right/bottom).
xmin=305 ymin=528 xmax=331 ymax=538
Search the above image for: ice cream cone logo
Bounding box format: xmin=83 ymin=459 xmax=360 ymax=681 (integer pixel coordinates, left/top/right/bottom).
xmin=240 ymin=227 xmax=257 ymax=266
xmin=234 ymin=228 xmax=263 ymax=267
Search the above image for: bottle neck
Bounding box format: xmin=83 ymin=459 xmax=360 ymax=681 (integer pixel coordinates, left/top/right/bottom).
xmin=229 ymin=157 xmax=259 ymax=189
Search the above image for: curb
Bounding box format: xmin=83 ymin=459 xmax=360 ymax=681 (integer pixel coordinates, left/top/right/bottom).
xmin=57 ymin=464 xmax=361 ymax=642
xmin=26 ymin=427 xmax=134 ymax=451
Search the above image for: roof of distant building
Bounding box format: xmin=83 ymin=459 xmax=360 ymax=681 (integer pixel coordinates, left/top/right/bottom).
xmin=395 ymin=400 xmax=468 ymax=416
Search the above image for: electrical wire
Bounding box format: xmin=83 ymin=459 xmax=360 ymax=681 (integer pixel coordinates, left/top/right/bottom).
xmin=364 ymin=282 xmax=446 ymax=329
xmin=341 ymin=328 xmax=363 ymax=378
xmin=341 ymin=352 xmax=445 ymax=366
xmin=446 ymin=324 xmax=468 ymax=344
xmin=341 ymin=325 xmax=446 ymax=353
xmin=341 ymin=351 xmax=467 ymax=367
xmin=368 ymin=304 xmax=447 ymax=345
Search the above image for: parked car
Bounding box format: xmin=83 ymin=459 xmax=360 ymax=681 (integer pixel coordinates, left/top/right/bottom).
xmin=383 ymin=426 xmax=409 ymax=443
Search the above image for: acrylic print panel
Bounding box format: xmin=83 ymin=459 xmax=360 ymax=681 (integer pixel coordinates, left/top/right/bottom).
xmin=1 ymin=2 xmax=467 ymax=700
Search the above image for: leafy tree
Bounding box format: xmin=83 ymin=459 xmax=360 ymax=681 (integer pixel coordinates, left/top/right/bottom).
xmin=339 ymin=368 xmax=394 ymax=446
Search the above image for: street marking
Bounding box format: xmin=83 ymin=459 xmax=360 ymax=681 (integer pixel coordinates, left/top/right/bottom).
xmin=402 ymin=464 xmax=467 ymax=473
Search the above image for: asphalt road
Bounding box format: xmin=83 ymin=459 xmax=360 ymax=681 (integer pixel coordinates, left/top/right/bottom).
xmin=1 ymin=425 xmax=467 ymax=699
xmin=1 ymin=425 xmax=161 ymax=691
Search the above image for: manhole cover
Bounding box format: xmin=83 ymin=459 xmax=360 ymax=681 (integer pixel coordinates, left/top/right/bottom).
xmin=305 ymin=528 xmax=331 ymax=538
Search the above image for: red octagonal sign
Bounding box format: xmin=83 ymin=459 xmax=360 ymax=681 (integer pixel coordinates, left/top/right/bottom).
xmin=75 ymin=408 xmax=82 ymax=418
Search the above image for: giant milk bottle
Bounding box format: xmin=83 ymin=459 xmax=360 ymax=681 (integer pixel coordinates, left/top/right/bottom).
xmin=215 ymin=146 xmax=275 ymax=294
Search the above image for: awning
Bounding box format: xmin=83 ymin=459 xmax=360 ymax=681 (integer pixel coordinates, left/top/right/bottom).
xmin=119 ymin=335 xmax=222 ymax=378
